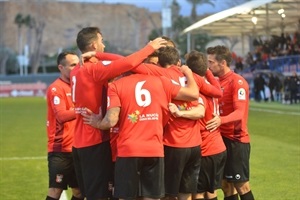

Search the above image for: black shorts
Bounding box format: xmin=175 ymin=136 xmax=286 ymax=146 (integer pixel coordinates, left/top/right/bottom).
xmin=114 ymin=157 xmax=165 ymax=199
xmin=197 ymin=151 xmax=227 ymax=193
xmin=222 ymin=137 xmax=251 ymax=182
xmin=48 ymin=152 xmax=79 ymax=190
xmin=72 ymin=141 xmax=113 ymax=199
xmin=164 ymin=145 xmax=201 ymax=196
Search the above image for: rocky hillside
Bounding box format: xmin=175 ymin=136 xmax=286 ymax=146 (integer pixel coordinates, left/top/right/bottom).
xmin=0 ymin=0 xmax=161 ymax=56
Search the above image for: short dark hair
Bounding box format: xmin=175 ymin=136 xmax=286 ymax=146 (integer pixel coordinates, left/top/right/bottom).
xmin=162 ymin=36 xmax=176 ymax=48
xmin=76 ymin=27 xmax=102 ymax=52
xmin=158 ymin=46 xmax=180 ymax=67
xmin=185 ymin=50 xmax=207 ymax=77
xmin=206 ymin=45 xmax=232 ymax=66
xmin=143 ymin=50 xmax=159 ymax=63
xmin=57 ymin=51 xmax=77 ymax=66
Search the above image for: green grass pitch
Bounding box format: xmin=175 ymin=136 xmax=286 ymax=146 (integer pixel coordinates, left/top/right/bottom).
xmin=0 ymin=97 xmax=299 ymax=199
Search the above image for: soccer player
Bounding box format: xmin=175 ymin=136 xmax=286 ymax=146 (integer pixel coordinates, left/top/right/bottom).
xmin=176 ymin=50 xmax=227 ymax=200
xmin=82 ymin=64 xmax=199 ymax=200
xmin=206 ymin=45 xmax=255 ymax=200
xmin=70 ymin=26 xmax=167 ymax=200
xmin=46 ymin=51 xmax=83 ymax=200
xmin=131 ymin=46 xmax=223 ymax=200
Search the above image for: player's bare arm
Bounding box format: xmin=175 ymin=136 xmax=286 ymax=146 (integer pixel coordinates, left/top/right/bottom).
xmin=168 ymin=102 xmax=204 ymax=120
xmin=175 ymin=65 xmax=199 ymax=101
xmin=82 ymin=107 xmax=120 ymax=130
xmin=98 ymin=107 xmax=120 ymax=130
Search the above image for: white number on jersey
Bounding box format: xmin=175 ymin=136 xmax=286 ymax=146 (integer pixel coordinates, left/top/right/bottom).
xmin=71 ymin=76 xmax=76 ymax=103
xmin=135 ymin=81 xmax=151 ymax=107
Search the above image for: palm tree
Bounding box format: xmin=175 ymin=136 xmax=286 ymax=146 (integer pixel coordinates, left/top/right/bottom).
xmin=14 ymin=13 xmax=24 ymax=55
xmin=23 ymin=15 xmax=35 ymax=57
xmin=186 ymin=0 xmax=215 ymax=22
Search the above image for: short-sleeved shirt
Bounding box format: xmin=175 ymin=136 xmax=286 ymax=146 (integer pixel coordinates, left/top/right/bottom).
xmin=198 ymin=94 xmax=226 ymax=156
xmin=133 ymin=65 xmax=218 ymax=148
xmin=70 ymin=45 xmax=155 ymax=148
xmin=46 ymin=78 xmax=75 ymax=153
xmin=108 ymin=74 xmax=181 ymax=157
xmin=218 ymin=71 xmax=250 ymax=143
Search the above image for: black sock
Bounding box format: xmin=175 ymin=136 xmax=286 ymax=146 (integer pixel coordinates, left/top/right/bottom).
xmin=224 ymin=193 xmax=239 ymax=200
xmin=71 ymin=195 xmax=84 ymax=200
xmin=240 ymin=191 xmax=254 ymax=200
xmin=46 ymin=196 xmax=58 ymax=200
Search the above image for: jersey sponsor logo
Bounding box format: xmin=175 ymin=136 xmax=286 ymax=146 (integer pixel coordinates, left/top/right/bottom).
xmin=53 ymin=96 xmax=60 ymax=105
xmin=66 ymin=93 xmax=71 ymax=96
xmin=56 ymin=174 xmax=63 ymax=183
xmin=128 ymin=110 xmax=159 ymax=123
xmin=128 ymin=110 xmax=140 ymax=123
xmin=139 ymin=113 xmax=159 ymax=121
xmin=238 ymin=88 xmax=246 ymax=100
xmin=177 ymin=103 xmax=189 ymax=111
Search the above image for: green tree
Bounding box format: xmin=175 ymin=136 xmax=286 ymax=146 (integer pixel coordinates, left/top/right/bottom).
xmin=0 ymin=46 xmax=17 ymax=74
xmin=186 ymin=0 xmax=215 ymax=22
xmin=14 ymin=13 xmax=24 ymax=56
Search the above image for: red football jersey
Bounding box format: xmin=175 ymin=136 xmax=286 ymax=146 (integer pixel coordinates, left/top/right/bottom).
xmin=108 ymin=74 xmax=181 ymax=157
xmin=133 ymin=65 xmax=222 ymax=147
xmin=46 ymin=78 xmax=76 ymax=152
xmin=70 ymin=45 xmax=155 ymax=148
xmin=198 ymin=94 xmax=226 ymax=156
xmin=218 ymin=71 xmax=250 ymax=143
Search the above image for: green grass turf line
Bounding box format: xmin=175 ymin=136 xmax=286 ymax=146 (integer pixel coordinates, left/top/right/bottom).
xmin=0 ymin=98 xmax=299 ymax=199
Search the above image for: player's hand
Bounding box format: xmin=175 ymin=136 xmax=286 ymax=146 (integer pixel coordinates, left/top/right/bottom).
xmin=168 ymin=103 xmax=181 ymax=118
xmin=81 ymin=107 xmax=103 ymax=129
xmin=80 ymin=51 xmax=97 ymax=66
xmin=180 ymin=65 xmax=192 ymax=76
xmin=206 ymin=113 xmax=221 ymax=132
xmin=148 ymin=37 xmax=167 ymax=50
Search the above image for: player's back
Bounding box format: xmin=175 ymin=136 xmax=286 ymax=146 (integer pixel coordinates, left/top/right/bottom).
xmin=108 ymin=74 xmax=180 ymax=157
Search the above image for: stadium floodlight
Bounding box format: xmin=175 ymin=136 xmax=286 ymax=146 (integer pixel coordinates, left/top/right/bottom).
xmin=251 ymin=16 xmax=258 ymax=25
xmin=278 ymin=8 xmax=284 ymax=15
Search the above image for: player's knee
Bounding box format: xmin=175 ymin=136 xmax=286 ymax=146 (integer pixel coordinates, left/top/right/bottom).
xmin=71 ymin=187 xmax=84 ymax=199
xmin=234 ymin=181 xmax=251 ymax=194
xmin=47 ymin=188 xmax=63 ymax=199
xmin=222 ymin=180 xmax=236 ymax=195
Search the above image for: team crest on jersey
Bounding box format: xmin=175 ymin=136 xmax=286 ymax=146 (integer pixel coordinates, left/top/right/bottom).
xmin=56 ymin=174 xmax=63 ymax=183
xmin=53 ymin=96 xmax=60 ymax=105
xmin=51 ymin=87 xmax=57 ymax=92
xmin=238 ymin=79 xmax=243 ymax=85
xmin=238 ymin=88 xmax=246 ymax=100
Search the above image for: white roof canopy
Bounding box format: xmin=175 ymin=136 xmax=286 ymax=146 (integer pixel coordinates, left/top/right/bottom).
xmin=182 ymin=0 xmax=300 ymax=36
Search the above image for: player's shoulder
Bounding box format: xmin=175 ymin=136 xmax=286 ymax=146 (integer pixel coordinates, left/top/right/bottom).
xmin=231 ymin=72 xmax=248 ymax=86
